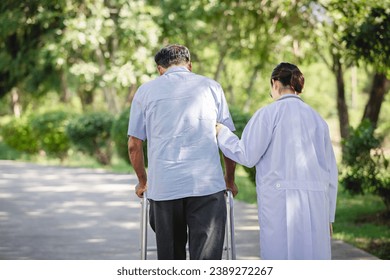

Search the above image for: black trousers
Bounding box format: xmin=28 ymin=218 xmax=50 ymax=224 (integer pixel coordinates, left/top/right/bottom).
xmin=149 ymin=190 xmax=226 ymax=260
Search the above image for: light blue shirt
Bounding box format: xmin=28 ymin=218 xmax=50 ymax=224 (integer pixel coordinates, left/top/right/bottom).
xmin=128 ymin=66 xmax=235 ymax=201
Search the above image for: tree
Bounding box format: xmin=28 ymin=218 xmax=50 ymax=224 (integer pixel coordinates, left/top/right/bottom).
xmin=0 ymin=0 xmax=67 ymax=114
xmin=341 ymin=119 xmax=390 ymax=213
xmin=304 ymin=0 xmax=389 ymax=158
xmin=343 ymin=6 xmax=390 ymax=127
xmin=306 ymin=0 xmax=390 ymax=210
xmin=147 ymin=0 xmax=315 ymax=112
xmin=43 ymin=0 xmax=162 ymax=113
xmin=338 ymin=3 xmax=390 ymax=209
xmin=302 ymin=2 xmax=353 ymax=141
xmin=0 ymin=0 xmax=161 ymax=115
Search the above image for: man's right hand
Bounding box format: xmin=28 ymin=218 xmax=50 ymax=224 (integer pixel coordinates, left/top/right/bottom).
xmin=135 ymin=183 xmax=147 ymax=198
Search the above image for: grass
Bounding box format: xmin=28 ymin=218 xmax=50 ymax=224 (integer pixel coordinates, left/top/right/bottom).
xmin=0 ymin=141 xmax=134 ymax=173
xmin=333 ymin=190 xmax=390 ymax=259
xmin=1 ymin=143 xmax=389 ymax=259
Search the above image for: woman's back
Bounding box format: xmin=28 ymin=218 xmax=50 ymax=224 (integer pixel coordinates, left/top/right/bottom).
xmin=258 ymin=94 xmax=332 ymax=186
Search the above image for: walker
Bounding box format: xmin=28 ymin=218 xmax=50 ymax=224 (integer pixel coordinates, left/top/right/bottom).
xmin=139 ymin=190 xmax=236 ymax=260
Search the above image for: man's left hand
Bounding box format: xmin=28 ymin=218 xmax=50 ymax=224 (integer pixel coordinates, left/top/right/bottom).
xmin=225 ymin=180 xmax=238 ymax=197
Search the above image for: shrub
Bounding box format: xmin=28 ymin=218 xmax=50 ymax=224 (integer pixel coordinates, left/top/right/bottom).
xmin=30 ymin=111 xmax=72 ymax=160
xmin=111 ymin=110 xmax=131 ymax=165
xmin=0 ymin=117 xmax=39 ymax=154
xmin=340 ymin=119 xmax=390 ymax=212
xmin=111 ymin=109 xmax=148 ymax=166
xmin=66 ymin=112 xmax=114 ymax=165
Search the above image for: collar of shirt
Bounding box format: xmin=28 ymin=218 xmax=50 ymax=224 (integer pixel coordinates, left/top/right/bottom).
xmin=277 ymin=93 xmax=303 ymax=102
xmin=163 ymin=66 xmax=190 ymax=75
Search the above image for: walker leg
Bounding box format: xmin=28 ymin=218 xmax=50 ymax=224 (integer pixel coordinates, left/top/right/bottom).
xmin=225 ymin=190 xmax=236 ymax=260
xmin=140 ymin=195 xmax=148 ymax=260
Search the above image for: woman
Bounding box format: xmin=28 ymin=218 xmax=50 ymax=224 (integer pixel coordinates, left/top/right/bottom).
xmin=216 ymin=62 xmax=338 ymax=260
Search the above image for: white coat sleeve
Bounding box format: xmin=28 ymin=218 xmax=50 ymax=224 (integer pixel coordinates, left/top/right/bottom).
xmin=325 ymin=128 xmax=338 ymax=222
xmin=217 ymin=110 xmax=272 ymax=168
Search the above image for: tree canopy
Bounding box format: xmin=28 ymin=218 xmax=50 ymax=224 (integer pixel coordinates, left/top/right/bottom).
xmin=0 ymin=0 xmax=388 ymax=138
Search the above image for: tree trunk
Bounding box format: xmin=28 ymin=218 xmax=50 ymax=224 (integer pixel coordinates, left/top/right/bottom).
xmin=60 ymin=70 xmax=71 ymax=103
xmin=103 ymin=87 xmax=119 ymax=114
xmin=214 ymin=48 xmax=227 ymax=82
xmin=243 ymin=64 xmax=260 ymax=113
xmin=362 ymin=73 xmax=389 ymax=128
xmin=351 ymin=65 xmax=357 ymax=108
xmin=11 ymin=88 xmax=21 ymax=118
xmin=333 ymin=56 xmax=350 ymax=140
xmin=78 ymin=88 xmax=94 ymax=111
xmin=126 ymin=83 xmax=137 ymax=105
xmin=95 ymin=47 xmax=119 ymax=114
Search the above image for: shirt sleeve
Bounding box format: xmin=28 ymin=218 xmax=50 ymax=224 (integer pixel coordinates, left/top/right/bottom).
xmin=217 ymin=109 xmax=272 ymax=168
xmin=127 ymin=91 xmax=146 ymax=140
xmin=215 ymin=84 xmax=235 ymax=132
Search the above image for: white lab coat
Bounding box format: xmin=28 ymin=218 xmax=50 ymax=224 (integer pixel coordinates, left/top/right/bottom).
xmin=217 ymin=94 xmax=338 ymax=259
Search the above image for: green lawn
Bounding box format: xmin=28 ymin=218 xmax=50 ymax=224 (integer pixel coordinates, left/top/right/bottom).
xmin=333 ymin=191 xmax=390 ymax=259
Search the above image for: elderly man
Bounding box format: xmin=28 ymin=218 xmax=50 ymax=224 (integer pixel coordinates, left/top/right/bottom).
xmin=127 ymin=44 xmax=237 ymax=260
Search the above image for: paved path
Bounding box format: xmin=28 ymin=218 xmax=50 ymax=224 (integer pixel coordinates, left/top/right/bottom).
xmin=0 ymin=160 xmax=378 ymax=260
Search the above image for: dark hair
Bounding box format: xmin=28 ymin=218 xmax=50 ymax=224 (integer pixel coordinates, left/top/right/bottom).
xmin=270 ymin=62 xmax=304 ymax=93
xmin=154 ymin=44 xmax=191 ymax=68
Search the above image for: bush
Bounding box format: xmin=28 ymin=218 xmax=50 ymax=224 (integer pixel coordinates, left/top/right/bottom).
xmin=30 ymin=111 xmax=73 ymax=160
xmin=111 ymin=110 xmax=131 ymax=165
xmin=111 ymin=109 xmax=148 ymax=166
xmin=340 ymin=119 xmax=390 ymax=212
xmin=66 ymin=112 xmax=114 ymax=165
xmin=0 ymin=117 xmax=39 ymax=154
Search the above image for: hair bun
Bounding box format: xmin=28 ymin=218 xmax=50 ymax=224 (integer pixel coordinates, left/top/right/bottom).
xmin=271 ymin=62 xmax=304 ymax=93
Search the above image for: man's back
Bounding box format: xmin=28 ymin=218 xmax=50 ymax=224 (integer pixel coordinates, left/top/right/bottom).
xmin=128 ymin=44 xmax=237 ymax=260
xmin=129 ymin=66 xmax=234 ymax=200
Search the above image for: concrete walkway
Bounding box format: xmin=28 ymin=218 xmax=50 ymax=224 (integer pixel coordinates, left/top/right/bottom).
xmin=0 ymin=160 xmax=378 ymax=260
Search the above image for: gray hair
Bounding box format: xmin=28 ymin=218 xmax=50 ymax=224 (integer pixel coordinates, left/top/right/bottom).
xmin=154 ymin=44 xmax=191 ymax=68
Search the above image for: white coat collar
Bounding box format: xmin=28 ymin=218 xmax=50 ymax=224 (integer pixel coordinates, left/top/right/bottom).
xmin=277 ymin=94 xmax=303 ymax=102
